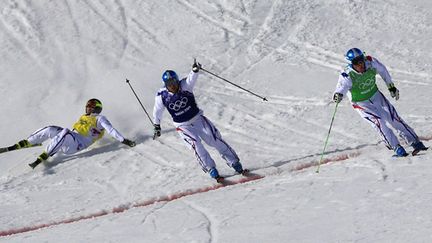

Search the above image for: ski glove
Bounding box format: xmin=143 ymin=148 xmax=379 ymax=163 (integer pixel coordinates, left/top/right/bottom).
xmin=153 ymin=124 xmax=161 ymax=140
xmin=122 ymin=139 xmax=136 ymax=147
xmin=192 ymin=60 xmax=201 ymax=73
xmin=387 ymin=83 xmax=399 ymax=100
xmin=333 ymin=93 xmax=343 ymax=103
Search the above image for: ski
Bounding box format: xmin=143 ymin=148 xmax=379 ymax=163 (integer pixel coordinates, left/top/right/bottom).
xmin=412 ymin=147 xmax=429 ymax=156
xmin=392 ymin=147 xmax=429 ymax=158
xmin=240 ymin=169 xmax=250 ymax=176
xmin=215 ymin=176 xmax=225 ymax=183
xmin=216 ymin=169 xmax=264 ymax=185
xmin=0 ymin=143 xmax=42 ymax=154
xmin=29 ymin=160 xmax=42 ymax=169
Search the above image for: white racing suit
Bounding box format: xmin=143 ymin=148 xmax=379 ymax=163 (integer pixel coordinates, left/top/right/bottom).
xmin=153 ymin=70 xmax=240 ymax=172
xmin=334 ymin=56 xmax=420 ymax=149
xmin=27 ymin=114 xmax=126 ymax=157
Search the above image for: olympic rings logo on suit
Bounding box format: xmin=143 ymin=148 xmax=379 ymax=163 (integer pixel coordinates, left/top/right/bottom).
xmin=169 ymin=97 xmax=189 ymax=111
xmin=359 ymin=77 xmax=375 ymax=89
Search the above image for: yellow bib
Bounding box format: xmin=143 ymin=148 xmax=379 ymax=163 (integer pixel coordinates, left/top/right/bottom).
xmin=73 ymin=115 xmax=105 ymax=142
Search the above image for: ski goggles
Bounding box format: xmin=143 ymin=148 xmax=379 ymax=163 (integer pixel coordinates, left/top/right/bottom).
xmin=164 ymin=78 xmax=179 ymax=87
xmin=351 ymin=56 xmax=365 ymax=65
xmin=86 ymin=102 xmax=102 ymax=109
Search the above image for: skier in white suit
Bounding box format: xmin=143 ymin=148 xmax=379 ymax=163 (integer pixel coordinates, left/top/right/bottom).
xmin=333 ymin=48 xmax=427 ymax=157
xmin=1 ymin=99 xmax=136 ymax=169
xmin=152 ymin=60 xmax=245 ymax=182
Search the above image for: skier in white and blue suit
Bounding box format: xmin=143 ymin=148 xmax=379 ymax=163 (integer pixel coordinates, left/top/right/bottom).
xmin=152 ymin=60 xmax=244 ymax=181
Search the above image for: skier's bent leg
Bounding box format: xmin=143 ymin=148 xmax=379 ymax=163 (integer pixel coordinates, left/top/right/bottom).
xmin=385 ymin=101 xmax=419 ymax=145
xmin=27 ymin=126 xmax=64 ymax=145
xmin=366 ymin=116 xmax=400 ymax=149
xmin=29 ymin=129 xmax=82 ymax=169
xmin=199 ymin=116 xmax=240 ymax=166
xmin=45 ymin=128 xmax=81 ymax=157
xmin=176 ymin=126 xmax=217 ymax=172
xmin=6 ymin=126 xmax=63 ymax=152
xmin=353 ymin=103 xmax=400 ymax=149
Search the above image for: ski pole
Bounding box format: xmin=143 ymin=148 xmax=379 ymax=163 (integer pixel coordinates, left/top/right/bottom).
xmin=125 ymin=79 xmax=154 ymax=127
xmin=200 ymin=67 xmax=268 ymax=101
xmin=316 ymin=102 xmax=339 ymax=173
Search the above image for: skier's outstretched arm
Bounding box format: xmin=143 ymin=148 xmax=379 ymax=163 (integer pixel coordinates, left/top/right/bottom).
xmin=371 ymin=57 xmax=393 ymax=85
xmin=182 ymin=70 xmax=198 ymax=91
xmin=152 ymin=93 xmax=165 ymax=139
xmin=153 ymin=92 xmax=165 ymax=125
xmin=371 ymin=58 xmax=399 ymax=100
xmin=98 ymin=116 xmax=135 ymax=147
xmin=333 ymin=72 xmax=352 ymax=103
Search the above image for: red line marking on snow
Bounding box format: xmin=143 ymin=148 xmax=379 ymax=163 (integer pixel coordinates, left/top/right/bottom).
xmin=0 ymin=174 xmax=264 ymax=237
xmin=420 ymin=135 xmax=432 ymax=141
xmin=291 ymin=132 xmax=432 ymax=172
xmin=2 ymin=136 xmax=429 ymax=237
xmin=291 ymin=152 xmax=361 ymax=172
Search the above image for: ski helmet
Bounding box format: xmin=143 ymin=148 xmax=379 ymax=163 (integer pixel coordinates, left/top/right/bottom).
xmin=345 ymin=48 xmax=365 ymax=64
xmin=162 ymin=70 xmax=179 ymax=85
xmin=86 ymin=98 xmax=103 ymax=114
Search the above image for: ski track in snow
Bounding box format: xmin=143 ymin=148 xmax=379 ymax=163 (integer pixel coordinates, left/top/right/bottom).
xmin=81 ymin=0 xmax=129 ymax=63
xmin=129 ymin=17 xmax=170 ymax=50
xmin=0 ymin=3 xmax=49 ymax=74
xmin=182 ymin=200 xmax=215 ymax=243
xmin=64 ymin=0 xmax=89 ymax=83
xmin=175 ymin=0 xmax=245 ymax=37
xmin=242 ymin=1 xmax=288 ymax=75
xmin=139 ymin=202 xmax=168 ymax=229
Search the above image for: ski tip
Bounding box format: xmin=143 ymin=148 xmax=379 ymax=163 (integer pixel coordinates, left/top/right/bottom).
xmin=263 ymin=97 xmax=268 ymax=102
xmin=216 ymin=176 xmax=225 ymax=183
xmin=0 ymin=147 xmax=9 ymax=154
xmin=392 ymin=154 xmax=408 ymax=158
xmin=412 ymin=148 xmax=428 ymax=156
xmin=240 ymin=169 xmax=250 ymax=176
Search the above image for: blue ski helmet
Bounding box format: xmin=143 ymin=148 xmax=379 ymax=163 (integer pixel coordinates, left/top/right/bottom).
xmin=162 ymin=70 xmax=179 ymax=84
xmin=345 ymin=48 xmax=365 ymax=63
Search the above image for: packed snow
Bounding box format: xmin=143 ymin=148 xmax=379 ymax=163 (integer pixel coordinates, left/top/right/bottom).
xmin=1 ymin=0 xmax=432 ymax=242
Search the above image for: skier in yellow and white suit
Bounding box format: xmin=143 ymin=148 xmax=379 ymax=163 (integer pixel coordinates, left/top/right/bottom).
xmin=2 ymin=99 xmax=135 ymax=169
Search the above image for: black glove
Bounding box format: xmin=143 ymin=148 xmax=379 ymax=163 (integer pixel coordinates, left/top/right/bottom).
xmin=333 ymin=93 xmax=343 ymax=103
xmin=122 ymin=138 xmax=136 ymax=147
xmin=192 ymin=59 xmax=201 ymax=73
xmin=387 ymin=83 xmax=399 ymax=100
xmin=153 ymin=124 xmax=161 ymax=140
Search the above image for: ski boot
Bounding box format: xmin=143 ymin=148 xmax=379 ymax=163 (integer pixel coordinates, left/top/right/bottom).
xmin=209 ymin=167 xmax=224 ymax=183
xmin=232 ymin=161 xmax=248 ymax=175
xmin=1 ymin=140 xmax=42 ymax=154
xmin=411 ymin=141 xmax=428 ymax=156
xmin=1 ymin=139 xmax=31 ymax=154
xmin=29 ymin=152 xmax=49 ymax=169
xmin=8 ymin=139 xmax=32 ymax=152
xmin=393 ymin=145 xmax=408 ymax=157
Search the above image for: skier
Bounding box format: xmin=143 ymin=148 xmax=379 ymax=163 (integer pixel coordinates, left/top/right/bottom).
xmin=152 ymin=60 xmax=245 ymax=182
xmin=333 ymin=48 xmax=428 ymax=157
xmin=0 ymin=98 xmax=136 ymax=168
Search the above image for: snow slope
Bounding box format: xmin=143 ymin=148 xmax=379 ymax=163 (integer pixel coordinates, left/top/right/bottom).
xmin=1 ymin=0 xmax=432 ymax=242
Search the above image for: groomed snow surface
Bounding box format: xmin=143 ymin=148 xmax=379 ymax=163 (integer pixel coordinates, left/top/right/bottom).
xmin=1 ymin=1 xmax=432 ymax=242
